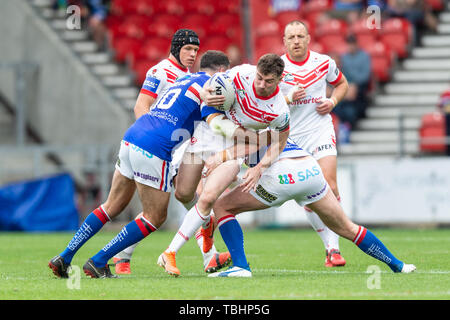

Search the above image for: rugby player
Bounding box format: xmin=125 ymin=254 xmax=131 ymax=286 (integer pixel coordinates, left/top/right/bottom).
xmin=48 ymin=51 xmax=231 ymax=278
xmin=280 ymin=21 xmax=349 ymax=267
xmin=113 ymin=29 xmax=230 ymax=275
xmin=157 ymin=54 xmax=291 ymax=277
xmin=204 ymin=141 xmax=416 ymax=277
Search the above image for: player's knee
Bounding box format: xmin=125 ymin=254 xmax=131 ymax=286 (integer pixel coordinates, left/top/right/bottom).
xmin=142 ymin=211 xmax=167 ymax=228
xmin=174 ymin=188 xmax=194 ymax=204
xmin=198 ymin=191 xmax=217 ymax=210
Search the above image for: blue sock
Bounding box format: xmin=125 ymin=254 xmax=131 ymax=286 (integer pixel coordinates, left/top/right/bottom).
xmin=218 ymin=215 xmax=250 ymax=270
xmin=91 ymin=217 xmax=156 ymax=268
xmin=60 ymin=206 xmax=110 ymax=264
xmin=353 ymin=226 xmax=404 ymax=272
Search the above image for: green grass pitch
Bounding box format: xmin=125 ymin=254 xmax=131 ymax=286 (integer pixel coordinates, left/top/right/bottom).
xmin=0 ymin=228 xmax=449 ymax=300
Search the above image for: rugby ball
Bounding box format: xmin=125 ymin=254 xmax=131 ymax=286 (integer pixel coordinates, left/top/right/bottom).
xmin=207 ymin=72 xmax=236 ymax=112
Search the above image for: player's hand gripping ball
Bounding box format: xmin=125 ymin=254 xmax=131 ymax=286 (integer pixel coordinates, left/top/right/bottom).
xmin=206 ymin=72 xmax=236 ymax=112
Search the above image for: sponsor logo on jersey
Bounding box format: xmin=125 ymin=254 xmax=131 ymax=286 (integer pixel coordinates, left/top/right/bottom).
xmin=134 ymin=171 xmax=160 ymax=182
xmin=143 ymin=76 xmax=161 ymax=93
xmin=313 ymin=143 xmax=336 ymax=154
xmin=293 ymin=95 xmax=322 ymax=105
xmin=255 ymin=184 xmax=278 ymax=203
xmin=306 ymin=183 xmax=327 ymax=200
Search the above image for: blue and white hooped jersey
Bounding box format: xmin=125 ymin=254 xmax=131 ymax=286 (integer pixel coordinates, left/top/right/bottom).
xmin=123 ymin=72 xmax=210 ymax=162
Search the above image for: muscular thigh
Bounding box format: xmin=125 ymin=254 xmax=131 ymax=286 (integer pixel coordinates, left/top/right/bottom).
xmin=175 ymin=152 xmax=204 ymax=199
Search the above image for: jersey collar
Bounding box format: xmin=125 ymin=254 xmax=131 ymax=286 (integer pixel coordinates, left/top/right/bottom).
xmin=167 ymin=57 xmax=189 ymax=72
xmin=252 ymin=82 xmax=280 ymax=100
xmin=286 ymin=50 xmax=310 ymax=66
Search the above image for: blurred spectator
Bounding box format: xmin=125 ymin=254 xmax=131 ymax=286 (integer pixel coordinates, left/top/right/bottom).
xmin=269 ymin=0 xmax=302 ymax=16
xmin=52 ymin=0 xmax=110 ymax=49
xmin=333 ymin=35 xmax=371 ymax=129
xmin=331 ymin=0 xmax=365 ymax=20
xmin=437 ymin=86 xmax=450 ymax=155
xmin=386 ymin=0 xmax=438 ymax=42
xmin=226 ymin=44 xmax=244 ymax=67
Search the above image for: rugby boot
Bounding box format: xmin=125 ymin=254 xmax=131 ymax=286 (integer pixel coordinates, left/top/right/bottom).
xmin=83 ymin=258 xmax=118 ymax=278
xmin=157 ymin=251 xmax=180 ymax=277
xmin=48 ymin=255 xmax=71 ymax=278
xmin=113 ymin=257 xmax=131 ymax=275
xmin=204 ymin=252 xmax=232 ymax=273
xmin=325 ymin=249 xmax=346 ymax=267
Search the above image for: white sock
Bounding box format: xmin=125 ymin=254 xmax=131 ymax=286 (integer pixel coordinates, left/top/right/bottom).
xmin=167 ymin=205 xmax=210 ymax=253
xmin=305 ymin=208 xmax=340 ymax=251
xmin=195 ymin=230 xmax=217 ymax=260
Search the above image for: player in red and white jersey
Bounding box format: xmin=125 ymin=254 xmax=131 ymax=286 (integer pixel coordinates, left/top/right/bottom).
xmin=279 ymin=21 xmax=350 ymax=267
xmin=157 ymin=54 xmax=291 ymax=277
xmin=134 ymin=29 xmax=199 ymax=119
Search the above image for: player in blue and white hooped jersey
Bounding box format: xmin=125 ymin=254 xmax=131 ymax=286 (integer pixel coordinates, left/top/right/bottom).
xmin=204 ymin=140 xmax=416 ymax=277
xmin=157 ymin=54 xmax=293 ymax=277
xmin=48 ymin=51 xmax=231 ymax=279
xmin=112 ymin=29 xmax=200 ymax=274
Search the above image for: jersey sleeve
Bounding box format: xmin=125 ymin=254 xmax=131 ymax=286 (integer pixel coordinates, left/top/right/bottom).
xmin=200 ymin=104 xmax=225 ymax=119
xmin=140 ymin=66 xmax=167 ymax=98
xmin=326 ymin=57 xmax=343 ymax=86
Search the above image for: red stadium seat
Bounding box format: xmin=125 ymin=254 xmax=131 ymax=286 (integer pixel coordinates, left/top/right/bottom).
xmin=182 ymin=14 xmax=212 ymax=38
xmin=349 ymin=18 xmax=380 ymax=49
xmin=130 ymin=38 xmax=169 ymax=69
xmin=255 ymin=19 xmax=280 ymax=37
xmin=202 ymin=36 xmax=233 ymax=52
xmin=134 ymin=0 xmax=155 ymax=16
xmin=302 ymin=0 xmax=332 ymax=27
xmin=380 ymin=18 xmax=413 ymax=58
xmin=213 ymin=0 xmax=241 ymax=14
xmin=315 ymin=18 xmax=348 ymax=38
xmin=274 ymin=10 xmax=302 ymax=29
xmin=419 ymin=112 xmax=446 ymax=152
xmin=425 ymin=0 xmax=444 ymax=11
xmin=364 ymin=41 xmax=393 ymax=82
xmin=133 ymin=58 xmax=160 ymax=85
xmin=116 ymin=15 xmax=153 ymax=40
xmin=209 ymin=13 xmax=241 ymax=37
xmin=112 ymin=37 xmax=143 ymax=63
xmin=110 ymin=0 xmax=138 ymax=16
xmin=151 ymin=14 xmax=183 ymax=39
xmin=186 ymin=0 xmax=216 ymax=16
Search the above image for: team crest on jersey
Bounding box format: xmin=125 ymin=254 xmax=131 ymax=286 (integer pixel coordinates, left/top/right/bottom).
xmin=283 ymin=73 xmax=294 ymax=82
xmin=237 ymin=89 xmax=246 ymax=100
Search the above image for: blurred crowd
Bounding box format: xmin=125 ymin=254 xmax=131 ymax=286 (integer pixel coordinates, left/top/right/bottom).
xmin=51 ymin=0 xmax=443 ymax=145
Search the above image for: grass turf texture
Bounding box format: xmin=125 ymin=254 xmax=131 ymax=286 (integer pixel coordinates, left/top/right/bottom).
xmin=0 ymin=228 xmax=449 ymax=300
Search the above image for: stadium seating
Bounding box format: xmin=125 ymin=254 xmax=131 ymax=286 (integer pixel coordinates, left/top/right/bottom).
xmin=380 ymin=17 xmax=413 ymax=59
xmin=364 ymin=41 xmax=394 ymax=82
xmin=105 ymin=0 xmax=244 ymax=84
xmin=419 ymin=112 xmax=447 ymax=153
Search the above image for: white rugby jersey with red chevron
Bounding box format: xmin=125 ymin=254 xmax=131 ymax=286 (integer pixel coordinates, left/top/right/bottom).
xmin=140 ymin=58 xmax=190 ymax=100
xmin=279 ymin=50 xmax=343 ymax=137
xmin=224 ymin=64 xmax=290 ymax=133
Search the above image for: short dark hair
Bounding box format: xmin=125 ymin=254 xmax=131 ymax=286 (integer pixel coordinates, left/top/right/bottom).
xmin=257 ymin=53 xmax=285 ymax=78
xmin=199 ymin=50 xmax=230 ymax=71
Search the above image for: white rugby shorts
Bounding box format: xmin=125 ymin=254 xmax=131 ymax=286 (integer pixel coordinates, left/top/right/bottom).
xmin=250 ymin=156 xmax=329 ymax=207
xmin=290 ymin=124 xmax=337 ymax=161
xmin=184 ymin=121 xmax=235 ymax=162
xmin=115 ymin=140 xmax=173 ymax=192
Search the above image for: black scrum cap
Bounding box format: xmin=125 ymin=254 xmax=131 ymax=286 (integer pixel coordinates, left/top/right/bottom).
xmin=170 ymin=29 xmax=200 ymax=65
